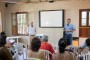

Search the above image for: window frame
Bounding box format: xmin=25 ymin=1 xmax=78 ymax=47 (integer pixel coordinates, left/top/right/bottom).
xmin=0 ymin=10 xmax=3 ymax=32
xmin=79 ymin=9 xmax=90 ymax=27
xmin=79 ymin=9 xmax=90 ymax=37
xmin=16 ymin=12 xmax=28 ymax=35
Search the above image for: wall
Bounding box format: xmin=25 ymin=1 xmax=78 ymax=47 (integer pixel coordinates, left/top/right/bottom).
xmin=79 ymin=38 xmax=87 ymax=47
xmin=5 ymin=0 xmax=90 ymax=44
xmin=0 ymin=3 xmax=6 ymax=32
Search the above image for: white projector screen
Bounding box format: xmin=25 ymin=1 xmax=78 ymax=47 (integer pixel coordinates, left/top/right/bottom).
xmin=39 ymin=10 xmax=64 ymax=28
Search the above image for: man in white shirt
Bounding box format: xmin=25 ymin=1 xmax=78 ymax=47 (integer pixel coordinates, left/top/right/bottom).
xmin=29 ymin=22 xmax=36 ymax=36
xmin=28 ymin=22 xmax=36 ymax=48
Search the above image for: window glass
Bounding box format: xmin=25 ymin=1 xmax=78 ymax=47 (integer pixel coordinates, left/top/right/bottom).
xmin=17 ymin=13 xmax=28 ymax=35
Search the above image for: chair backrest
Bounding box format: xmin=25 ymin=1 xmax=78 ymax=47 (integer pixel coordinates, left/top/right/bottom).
xmin=51 ymin=43 xmax=58 ymax=53
xmin=80 ymin=52 xmax=90 ymax=60
xmin=14 ymin=44 xmax=28 ymax=60
xmin=24 ymin=58 xmax=40 ymax=60
xmin=12 ymin=49 xmax=18 ymax=60
xmin=40 ymin=49 xmax=54 ymax=60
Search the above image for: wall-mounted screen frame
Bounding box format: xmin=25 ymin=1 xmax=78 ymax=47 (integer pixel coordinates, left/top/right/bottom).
xmin=39 ymin=10 xmax=64 ymax=28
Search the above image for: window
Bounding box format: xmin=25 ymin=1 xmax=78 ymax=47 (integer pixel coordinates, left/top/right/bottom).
xmin=89 ymin=11 xmax=90 ymax=26
xmin=80 ymin=9 xmax=90 ymax=27
xmin=0 ymin=11 xmax=2 ymax=32
xmin=11 ymin=12 xmax=28 ymax=35
xmin=79 ymin=9 xmax=90 ymax=37
xmin=17 ymin=12 xmax=28 ymax=35
xmin=81 ymin=11 xmax=87 ymax=26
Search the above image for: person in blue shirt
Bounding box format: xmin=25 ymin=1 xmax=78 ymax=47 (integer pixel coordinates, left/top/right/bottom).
xmin=64 ymin=18 xmax=76 ymax=45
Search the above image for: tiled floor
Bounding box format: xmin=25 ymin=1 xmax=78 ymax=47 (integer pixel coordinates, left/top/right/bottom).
xmin=72 ymin=40 xmax=79 ymax=47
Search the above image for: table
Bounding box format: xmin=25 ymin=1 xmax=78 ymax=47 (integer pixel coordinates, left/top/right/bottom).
xmin=7 ymin=36 xmax=21 ymax=45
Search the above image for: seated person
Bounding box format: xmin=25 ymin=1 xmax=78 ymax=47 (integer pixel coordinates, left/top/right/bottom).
xmin=28 ymin=37 xmax=46 ymax=60
xmin=0 ymin=34 xmax=13 ymax=60
xmin=82 ymin=38 xmax=90 ymax=54
xmin=78 ymin=47 xmax=83 ymax=54
xmin=56 ymin=38 xmax=75 ymax=60
xmin=40 ymin=36 xmax=55 ymax=60
xmin=0 ymin=31 xmax=6 ymax=37
xmin=0 ymin=32 xmax=12 ymax=48
xmin=65 ymin=45 xmax=78 ymax=56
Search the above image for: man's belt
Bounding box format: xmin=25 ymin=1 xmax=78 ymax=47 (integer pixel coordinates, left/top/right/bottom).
xmin=30 ymin=35 xmax=35 ymax=36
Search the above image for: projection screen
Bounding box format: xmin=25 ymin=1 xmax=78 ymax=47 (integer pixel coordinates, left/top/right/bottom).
xmin=39 ymin=10 xmax=64 ymax=28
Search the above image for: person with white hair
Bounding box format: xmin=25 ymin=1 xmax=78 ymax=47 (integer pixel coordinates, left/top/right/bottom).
xmin=40 ymin=36 xmax=55 ymax=60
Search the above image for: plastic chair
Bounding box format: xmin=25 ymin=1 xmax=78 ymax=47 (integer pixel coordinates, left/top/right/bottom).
xmin=14 ymin=44 xmax=28 ymax=60
xmin=24 ymin=58 xmax=40 ymax=60
xmin=51 ymin=43 xmax=58 ymax=53
xmin=40 ymin=49 xmax=54 ymax=60
xmin=79 ymin=52 xmax=90 ymax=60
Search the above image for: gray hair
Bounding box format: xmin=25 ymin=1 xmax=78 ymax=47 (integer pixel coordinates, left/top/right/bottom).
xmin=43 ymin=36 xmax=48 ymax=42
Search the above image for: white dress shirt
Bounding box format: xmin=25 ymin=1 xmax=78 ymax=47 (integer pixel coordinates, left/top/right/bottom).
xmin=29 ymin=26 xmax=36 ymax=36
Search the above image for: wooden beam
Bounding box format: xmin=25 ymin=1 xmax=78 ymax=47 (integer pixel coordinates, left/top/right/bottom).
xmin=39 ymin=0 xmax=48 ymax=2
xmin=27 ymin=0 xmax=30 ymax=3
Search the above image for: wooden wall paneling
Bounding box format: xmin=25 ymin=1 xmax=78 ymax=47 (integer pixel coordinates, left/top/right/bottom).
xmin=12 ymin=26 xmax=17 ymax=35
xmin=11 ymin=13 xmax=17 ymax=35
xmin=87 ymin=28 xmax=90 ymax=37
xmin=79 ymin=28 xmax=87 ymax=37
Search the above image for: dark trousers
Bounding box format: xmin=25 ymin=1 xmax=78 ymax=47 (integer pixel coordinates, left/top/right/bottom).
xmin=64 ymin=34 xmax=72 ymax=45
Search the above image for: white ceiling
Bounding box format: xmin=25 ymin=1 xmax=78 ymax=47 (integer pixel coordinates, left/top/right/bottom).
xmin=0 ymin=0 xmax=27 ymax=3
xmin=0 ymin=0 xmax=70 ymax=3
xmin=0 ymin=0 xmax=88 ymax=4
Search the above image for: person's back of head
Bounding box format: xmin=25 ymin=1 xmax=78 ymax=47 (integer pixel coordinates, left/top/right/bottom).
xmin=58 ymin=38 xmax=67 ymax=53
xmin=1 ymin=31 xmax=6 ymax=35
xmin=0 ymin=32 xmax=6 ymax=37
xmin=31 ymin=21 xmax=33 ymax=27
xmin=0 ymin=34 xmax=7 ymax=47
xmin=0 ymin=47 xmax=13 ymax=60
xmin=86 ymin=38 xmax=90 ymax=47
xmin=42 ymin=36 xmax=48 ymax=42
xmin=31 ymin=37 xmax=41 ymax=52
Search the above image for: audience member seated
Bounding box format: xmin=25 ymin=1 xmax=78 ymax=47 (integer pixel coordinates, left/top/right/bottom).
xmin=78 ymin=47 xmax=83 ymax=54
xmin=55 ymin=38 xmax=76 ymax=60
xmin=28 ymin=37 xmax=46 ymax=60
xmin=0 ymin=33 xmax=13 ymax=60
xmin=0 ymin=32 xmax=12 ymax=48
xmin=82 ymin=38 xmax=90 ymax=54
xmin=65 ymin=45 xmax=78 ymax=56
xmin=40 ymin=36 xmax=55 ymax=60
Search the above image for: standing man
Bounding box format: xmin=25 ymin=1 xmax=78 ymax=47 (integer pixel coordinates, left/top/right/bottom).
xmin=29 ymin=22 xmax=36 ymax=37
xmin=28 ymin=21 xmax=36 ymax=48
xmin=64 ymin=18 xmax=76 ymax=45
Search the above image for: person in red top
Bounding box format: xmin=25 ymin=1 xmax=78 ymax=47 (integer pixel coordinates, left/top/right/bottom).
xmin=40 ymin=36 xmax=55 ymax=60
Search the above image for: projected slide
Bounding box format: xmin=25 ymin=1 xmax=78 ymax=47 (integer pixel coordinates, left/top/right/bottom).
xmin=39 ymin=10 xmax=64 ymax=28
